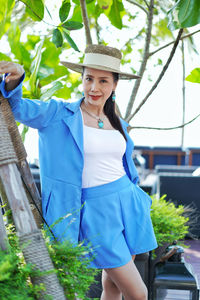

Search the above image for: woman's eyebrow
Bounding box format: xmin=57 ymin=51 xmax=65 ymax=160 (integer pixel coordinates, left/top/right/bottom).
xmin=85 ymin=74 xmax=110 ymax=79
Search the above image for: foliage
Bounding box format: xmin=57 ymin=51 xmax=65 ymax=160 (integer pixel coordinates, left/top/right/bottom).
xmin=0 ymin=0 xmax=83 ymax=50
xmin=48 ymin=240 xmax=98 ymax=300
xmin=0 ymin=224 xmax=98 ymax=299
xmin=186 ymin=67 xmax=200 ymax=84
xmin=0 ymin=225 xmax=43 ymax=300
xmin=0 ymin=249 xmax=39 ymax=300
xmin=0 ymin=0 xmax=200 ymax=139
xmin=150 ymin=194 xmax=189 ymax=246
xmin=168 ymin=0 xmax=200 ymax=30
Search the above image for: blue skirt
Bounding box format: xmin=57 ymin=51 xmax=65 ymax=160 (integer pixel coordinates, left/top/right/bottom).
xmin=79 ymin=175 xmax=157 ymax=269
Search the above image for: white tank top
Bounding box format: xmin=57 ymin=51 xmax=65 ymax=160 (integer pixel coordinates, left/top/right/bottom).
xmin=82 ymin=125 xmax=126 ymax=188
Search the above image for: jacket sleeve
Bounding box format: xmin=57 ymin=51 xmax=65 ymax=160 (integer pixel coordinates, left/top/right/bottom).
xmin=0 ymin=74 xmax=66 ymax=130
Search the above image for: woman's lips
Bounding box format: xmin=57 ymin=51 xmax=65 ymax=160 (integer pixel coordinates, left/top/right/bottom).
xmin=90 ymin=95 xmax=101 ymax=100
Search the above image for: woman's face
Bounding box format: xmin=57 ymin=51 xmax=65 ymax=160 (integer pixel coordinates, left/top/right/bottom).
xmin=82 ymin=67 xmax=117 ymax=108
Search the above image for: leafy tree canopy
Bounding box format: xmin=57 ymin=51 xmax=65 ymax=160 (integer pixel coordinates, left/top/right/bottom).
xmin=0 ymin=0 xmax=200 ymax=132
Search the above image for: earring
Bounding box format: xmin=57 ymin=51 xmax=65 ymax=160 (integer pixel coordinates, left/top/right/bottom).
xmin=82 ymin=92 xmax=84 ymax=97
xmin=112 ymin=91 xmax=116 ymax=102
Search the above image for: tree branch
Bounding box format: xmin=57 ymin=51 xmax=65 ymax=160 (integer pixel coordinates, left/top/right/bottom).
xmin=79 ymin=0 xmax=92 ymax=45
xmin=125 ymin=0 xmax=154 ymax=119
xmin=181 ymin=40 xmax=186 ymax=147
xmin=126 ymin=0 xmax=148 ymax=14
xmin=129 ymin=112 xmax=200 ymax=131
xmin=94 ymin=19 xmax=102 ymax=44
xmin=149 ymin=29 xmax=200 ymax=57
xmin=127 ymin=28 xmax=183 ymax=122
xmin=143 ymin=0 xmax=150 ymax=9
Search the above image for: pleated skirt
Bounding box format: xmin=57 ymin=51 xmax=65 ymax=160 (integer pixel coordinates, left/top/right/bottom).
xmin=79 ymin=175 xmax=157 ymax=269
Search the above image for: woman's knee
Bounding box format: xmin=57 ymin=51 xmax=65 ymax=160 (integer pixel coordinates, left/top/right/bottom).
xmin=102 ymin=270 xmax=120 ymax=293
xmin=131 ymin=284 xmax=148 ymax=300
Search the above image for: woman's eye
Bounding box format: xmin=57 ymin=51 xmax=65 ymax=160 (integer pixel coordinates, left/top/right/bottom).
xmin=101 ymin=79 xmax=107 ymax=83
xmin=86 ymin=77 xmax=92 ymax=81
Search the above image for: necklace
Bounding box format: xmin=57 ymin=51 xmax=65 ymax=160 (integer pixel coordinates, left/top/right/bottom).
xmin=81 ymin=106 xmax=106 ymax=129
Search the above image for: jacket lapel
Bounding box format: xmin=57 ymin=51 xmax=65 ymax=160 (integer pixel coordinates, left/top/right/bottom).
xmin=62 ymin=99 xmax=84 ymax=159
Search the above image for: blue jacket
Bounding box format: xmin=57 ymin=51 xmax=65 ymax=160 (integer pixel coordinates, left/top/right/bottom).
xmin=0 ymin=77 xmax=139 ymax=243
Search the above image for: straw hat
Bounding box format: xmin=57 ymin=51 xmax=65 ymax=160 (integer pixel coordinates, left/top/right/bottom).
xmin=61 ymin=44 xmax=140 ymax=80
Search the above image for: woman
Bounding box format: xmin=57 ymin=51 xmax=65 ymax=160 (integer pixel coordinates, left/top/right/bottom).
xmin=0 ymin=44 xmax=157 ymax=300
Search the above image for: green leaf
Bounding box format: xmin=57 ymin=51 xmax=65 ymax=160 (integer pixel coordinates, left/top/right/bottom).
xmin=24 ymin=34 xmax=41 ymax=51
xmin=37 ymin=65 xmax=55 ymax=80
xmin=70 ymin=5 xmax=82 ymax=22
xmin=107 ymin=0 xmax=124 ymax=29
xmin=41 ymin=38 xmax=62 ymax=67
xmin=185 ymin=68 xmax=200 ymax=83
xmin=72 ymin=0 xmax=80 ymax=4
xmin=63 ymin=29 xmax=80 ymax=51
xmin=29 ymin=40 xmax=44 ymax=94
xmin=54 ymin=84 xmax=71 ymax=99
xmin=97 ymin=0 xmax=112 ymax=9
xmin=87 ymin=1 xmax=102 ymax=18
xmin=168 ymin=0 xmax=200 ymax=30
xmin=154 ymin=18 xmax=173 ymax=40
xmin=40 ymin=65 xmax=68 ymax=86
xmin=0 ymin=0 xmax=15 ymax=22
xmin=62 ymin=20 xmax=83 ymax=30
xmin=0 ymin=53 xmax=12 ymax=61
xmin=21 ymin=125 xmax=29 ymax=142
xmin=40 ymin=81 xmax=63 ymax=101
xmin=52 ymin=28 xmax=63 ymax=48
xmin=0 ymin=0 xmax=15 ymax=39
xmin=8 ymin=23 xmax=31 ymax=67
xmin=59 ymin=0 xmax=71 ymax=23
xmin=20 ymin=0 xmax=44 ymax=21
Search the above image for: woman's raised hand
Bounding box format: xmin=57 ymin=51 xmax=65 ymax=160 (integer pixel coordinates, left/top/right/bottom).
xmin=0 ymin=61 xmax=24 ymax=91
xmin=0 ymin=61 xmax=24 ymax=82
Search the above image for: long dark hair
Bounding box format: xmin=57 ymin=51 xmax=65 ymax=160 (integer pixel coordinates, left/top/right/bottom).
xmin=103 ymin=72 xmax=127 ymax=141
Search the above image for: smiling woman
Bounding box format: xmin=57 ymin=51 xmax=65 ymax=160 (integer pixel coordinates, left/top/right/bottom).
xmin=81 ymin=68 xmax=120 ymax=132
xmin=0 ymin=44 xmax=157 ymax=300
xmin=81 ymin=68 xmax=117 ymax=128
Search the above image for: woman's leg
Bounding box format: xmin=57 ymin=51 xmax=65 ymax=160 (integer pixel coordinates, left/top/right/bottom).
xmin=100 ymin=256 xmax=136 ymax=300
xmin=101 ymin=269 xmax=122 ymax=300
xmin=102 ymin=257 xmax=147 ymax=300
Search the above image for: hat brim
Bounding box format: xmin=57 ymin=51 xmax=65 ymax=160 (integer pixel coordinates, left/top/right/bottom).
xmin=60 ymin=61 xmax=140 ymax=80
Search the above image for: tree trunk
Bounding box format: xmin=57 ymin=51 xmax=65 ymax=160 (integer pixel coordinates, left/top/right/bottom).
xmin=0 ymin=106 xmax=66 ymax=300
xmin=0 ymin=95 xmax=42 ymax=227
xmin=0 ymin=201 xmax=8 ymax=251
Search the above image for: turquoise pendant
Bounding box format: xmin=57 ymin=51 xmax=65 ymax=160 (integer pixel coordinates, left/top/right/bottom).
xmin=98 ymin=119 xmax=104 ymax=129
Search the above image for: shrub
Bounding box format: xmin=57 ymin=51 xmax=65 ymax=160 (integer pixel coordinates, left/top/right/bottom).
xmin=0 ymin=225 xmax=42 ymax=300
xmin=0 ymin=224 xmax=98 ymax=300
xmin=150 ymin=194 xmax=189 ymax=247
xmin=47 ymin=239 xmax=98 ymax=300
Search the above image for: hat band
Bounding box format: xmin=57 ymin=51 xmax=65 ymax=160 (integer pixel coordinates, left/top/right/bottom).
xmin=83 ymin=53 xmax=120 ymax=72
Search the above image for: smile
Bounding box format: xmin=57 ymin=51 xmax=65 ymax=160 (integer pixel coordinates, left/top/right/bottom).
xmin=90 ymin=95 xmax=101 ymax=100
